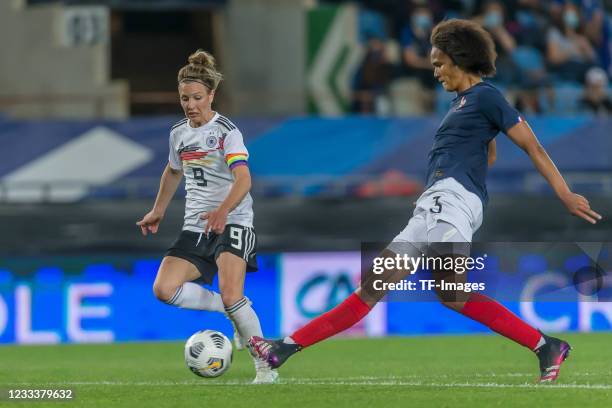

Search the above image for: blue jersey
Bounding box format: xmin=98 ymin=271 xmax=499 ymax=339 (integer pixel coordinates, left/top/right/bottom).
xmin=425 ymin=82 xmax=522 ymax=206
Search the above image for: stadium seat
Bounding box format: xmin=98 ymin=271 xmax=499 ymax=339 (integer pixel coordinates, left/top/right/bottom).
xmin=551 ymin=82 xmax=583 ymax=114
xmin=358 ymin=9 xmax=387 ymax=41
xmin=390 ymin=78 xmax=429 ymax=115
xmin=512 ymin=46 xmax=545 ymax=72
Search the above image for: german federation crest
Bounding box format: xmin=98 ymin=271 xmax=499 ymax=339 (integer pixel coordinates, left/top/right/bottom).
xmin=206 ymin=135 xmax=218 ymax=148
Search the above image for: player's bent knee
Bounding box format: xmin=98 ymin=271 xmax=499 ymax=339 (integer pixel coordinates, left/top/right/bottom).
xmin=218 ymin=274 xmax=245 ymax=307
xmin=220 ymin=289 xmax=242 ymax=308
xmin=439 ymin=299 xmax=466 ymax=312
xmin=433 ymin=285 xmax=466 ymax=311
xmin=354 ymin=287 xmax=380 ymax=308
xmin=152 ymin=280 xmax=180 ymax=303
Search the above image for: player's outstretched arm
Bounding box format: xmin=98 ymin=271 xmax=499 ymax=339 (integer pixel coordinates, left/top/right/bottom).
xmin=136 ymin=164 xmax=183 ymax=236
xmin=505 ymin=121 xmax=602 ymax=224
xmin=201 ymin=165 xmax=252 ymax=235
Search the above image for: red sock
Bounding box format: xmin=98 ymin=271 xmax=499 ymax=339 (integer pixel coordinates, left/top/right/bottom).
xmin=460 ymin=293 xmax=542 ymax=350
xmin=291 ymin=293 xmax=371 ymax=348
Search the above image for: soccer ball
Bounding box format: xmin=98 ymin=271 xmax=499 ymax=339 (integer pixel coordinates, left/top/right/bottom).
xmin=184 ymin=329 xmax=233 ymax=378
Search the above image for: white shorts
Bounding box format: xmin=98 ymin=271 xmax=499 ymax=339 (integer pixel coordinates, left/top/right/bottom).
xmin=388 ymin=177 xmax=483 ymax=251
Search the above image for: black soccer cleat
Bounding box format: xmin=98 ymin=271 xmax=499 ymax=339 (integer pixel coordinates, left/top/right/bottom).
xmin=248 ymin=336 xmax=301 ymax=369
xmin=535 ymin=333 xmax=572 ymax=383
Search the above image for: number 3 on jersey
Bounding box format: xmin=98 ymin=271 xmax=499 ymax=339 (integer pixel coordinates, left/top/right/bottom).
xmin=430 ymin=196 xmax=442 ymax=214
xmin=192 ymin=168 xmax=207 ymax=187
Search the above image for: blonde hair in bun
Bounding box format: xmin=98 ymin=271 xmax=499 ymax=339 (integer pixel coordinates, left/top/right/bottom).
xmin=178 ymin=49 xmax=223 ymax=91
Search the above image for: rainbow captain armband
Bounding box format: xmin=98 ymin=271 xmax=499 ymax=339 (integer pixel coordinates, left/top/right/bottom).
xmin=225 ymin=153 xmax=248 ymax=169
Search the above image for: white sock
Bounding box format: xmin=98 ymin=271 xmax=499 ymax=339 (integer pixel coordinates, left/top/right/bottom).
xmin=225 ymin=297 xmax=268 ymax=367
xmin=225 ymin=297 xmax=263 ymax=339
xmin=166 ymin=282 xmax=225 ymax=312
xmin=283 ymin=336 xmax=296 ymax=344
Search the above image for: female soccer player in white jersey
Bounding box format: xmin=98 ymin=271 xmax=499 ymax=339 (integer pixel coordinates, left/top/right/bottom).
xmin=136 ymin=50 xmax=277 ymax=384
xmin=249 ymin=20 xmax=602 ymax=383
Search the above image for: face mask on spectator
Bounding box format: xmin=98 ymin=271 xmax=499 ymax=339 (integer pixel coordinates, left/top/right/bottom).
xmin=516 ymin=11 xmax=536 ymax=28
xmin=563 ymin=11 xmax=579 ymax=29
xmin=484 ymin=11 xmax=502 ymax=29
xmin=412 ymin=14 xmax=432 ymax=31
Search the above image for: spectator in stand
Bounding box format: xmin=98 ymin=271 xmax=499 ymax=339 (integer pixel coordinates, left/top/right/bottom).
xmin=476 ymin=0 xmax=518 ymax=84
xmin=575 ymin=0 xmax=610 ymax=76
xmin=438 ymin=0 xmax=469 ymax=19
xmin=579 ymin=66 xmax=612 ymax=114
xmin=399 ymin=6 xmax=436 ymax=89
xmin=509 ymin=0 xmax=549 ymax=51
xmin=352 ymin=33 xmax=394 ymax=114
xmin=546 ymin=1 xmax=596 ymax=82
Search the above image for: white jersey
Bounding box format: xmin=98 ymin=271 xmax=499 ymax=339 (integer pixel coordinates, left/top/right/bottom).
xmin=168 ymin=112 xmax=254 ymax=233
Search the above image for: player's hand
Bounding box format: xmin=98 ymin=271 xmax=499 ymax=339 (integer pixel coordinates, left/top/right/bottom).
xmin=561 ymin=192 xmax=602 ymax=224
xmin=200 ymin=207 xmax=228 ymax=235
xmin=136 ymin=210 xmax=163 ymax=236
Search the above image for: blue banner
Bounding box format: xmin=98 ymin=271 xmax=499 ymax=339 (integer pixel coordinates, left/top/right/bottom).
xmin=1 ymin=116 xmax=611 ymax=201
xmin=0 ymin=255 xmax=277 ymax=344
xmin=0 ymin=252 xmax=610 ymax=344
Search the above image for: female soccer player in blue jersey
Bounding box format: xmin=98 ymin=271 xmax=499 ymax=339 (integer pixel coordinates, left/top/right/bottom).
xmin=249 ymin=19 xmax=602 ymax=383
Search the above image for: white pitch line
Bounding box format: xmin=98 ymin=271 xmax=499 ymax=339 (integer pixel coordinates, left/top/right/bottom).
xmin=5 ymin=378 xmax=612 ymax=390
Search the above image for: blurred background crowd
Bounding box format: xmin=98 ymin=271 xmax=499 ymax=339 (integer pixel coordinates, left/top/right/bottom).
xmin=2 ymin=0 xmax=611 ymax=119
xmin=350 ymin=0 xmax=612 ymax=115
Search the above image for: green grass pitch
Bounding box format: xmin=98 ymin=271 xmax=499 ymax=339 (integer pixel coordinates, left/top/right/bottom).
xmin=1 ymin=333 xmax=611 ymax=407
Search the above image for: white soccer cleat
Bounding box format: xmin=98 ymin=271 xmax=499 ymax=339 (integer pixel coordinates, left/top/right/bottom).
xmin=252 ymin=359 xmax=279 ymax=384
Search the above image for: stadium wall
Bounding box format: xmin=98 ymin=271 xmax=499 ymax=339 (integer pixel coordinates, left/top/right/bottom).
xmin=221 ymin=0 xmax=306 ymax=115
xmin=0 ymin=1 xmax=128 ymax=119
xmin=0 ymin=195 xmax=610 ymax=254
